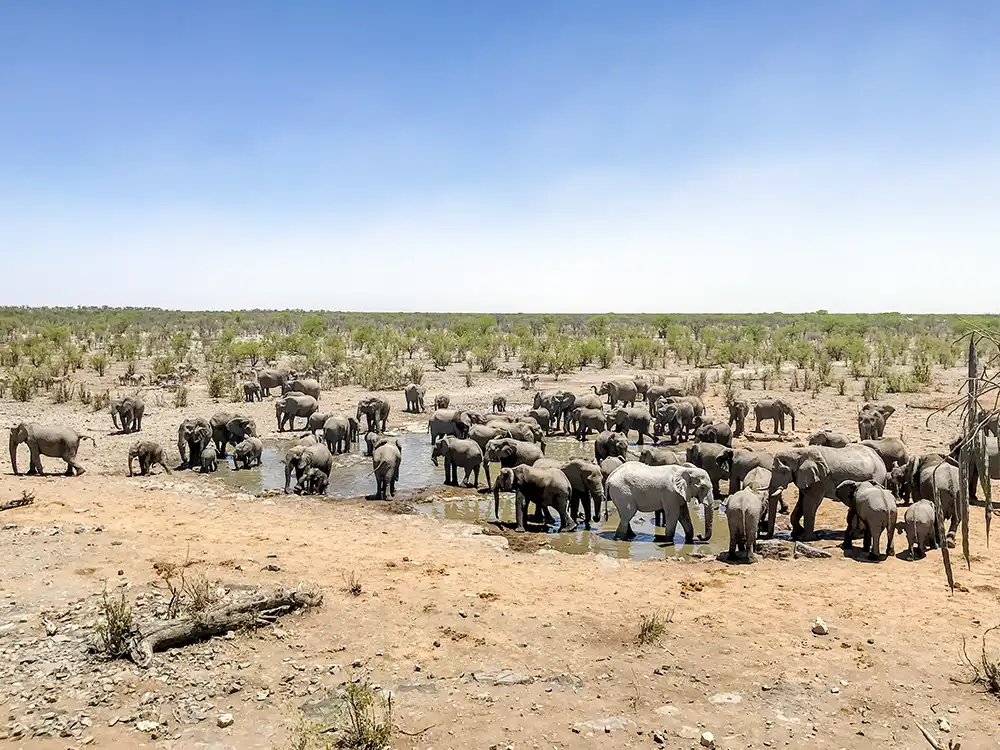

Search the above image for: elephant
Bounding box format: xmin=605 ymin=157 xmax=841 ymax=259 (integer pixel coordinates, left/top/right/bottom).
xmin=768 ymin=444 xmax=887 ymax=541
xmin=903 ymin=499 xmax=939 ymax=559
xmin=357 ymin=396 xmax=391 ymax=433
xmin=639 ymin=446 xmax=682 ymax=466
xmin=284 ymin=443 xmax=334 ymax=493
xmin=489 ymin=412 xmax=515 ymax=422
xmin=754 ymin=398 xmax=796 ymax=434
xmin=606 ymin=406 xmax=655 ymax=445
xmin=276 ymin=394 xmax=320 ymax=432
xmin=372 ymin=439 xmax=402 ymax=500
xmin=210 ymin=412 xmax=257 ymax=457
xmin=431 ymin=436 xmax=483 ymax=487
xmin=428 ymin=408 xmax=473 ymax=444
xmin=464 ymin=410 xmax=490 ymax=427
xmin=808 ymin=430 xmax=853 ymax=448
xmin=484 ymin=437 xmax=544 ymax=493
xmin=605 ymin=463 xmax=715 ymax=543
xmin=858 ymin=403 xmax=895 ymax=440
xmin=114 ymin=395 xmax=145 ymax=434
xmin=535 ymin=457 xmax=605 ymax=529
xmin=653 ymin=399 xmax=695 ymax=443
xmin=243 ymin=381 xmax=262 ymax=402
xmin=434 ymin=394 xmax=450 ymax=410
xmin=127 ymin=440 xmax=170 ymax=476
xmin=492 ymin=396 xmax=507 ymax=413
xmin=232 ymin=437 xmax=264 ymax=469
xmin=973 ymin=405 xmax=1000 ymax=438
xmin=404 ymin=383 xmax=427 ymax=413
xmin=364 ymin=432 xmax=398 ymax=457
xmin=861 ymin=437 xmax=908 ymax=471
xmin=645 ymin=384 xmax=684 ymax=408
xmin=594 ymin=380 xmax=638 ymax=408
xmin=177 ymin=417 xmax=213 ymax=468
xmin=717 ymin=448 xmax=774 ymax=495
xmin=726 ymin=488 xmax=764 ymax=562
xmin=574 ymin=407 xmax=608 ymax=440
xmin=257 ymin=368 xmax=290 ymax=396
xmin=685 ymin=442 xmax=731 ymax=498
xmin=949 ymin=434 xmax=1000 ymax=502
xmin=835 ymin=480 xmax=897 ymax=560
xmin=488 ymin=420 xmax=544 ymax=449
xmin=467 ymin=423 xmax=512 ymax=455
xmin=200 ymin=444 xmax=219 ymax=473
xmin=551 ymin=392 xmax=603 ymax=434
xmin=323 ymin=416 xmax=355 ymax=454
xmin=893 ymin=453 xmax=961 ymax=542
xmin=595 ymin=430 xmax=629 ymax=461
xmin=727 ymin=399 xmax=749 ymax=437
xmin=599 ymin=456 xmax=624 ymax=493
xmin=282 ymin=377 xmax=321 ymax=400
xmin=294 ymin=466 xmax=330 ymax=496
xmin=631 ymin=376 xmax=650 ymax=401
xmin=297 ymin=433 xmax=319 ymax=447
xmin=694 ymin=421 xmax=733 ymax=447
xmin=306 ymin=412 xmax=330 ymax=434
xmin=527 ymin=408 xmax=551 ymax=432
xmin=494 ymin=464 xmax=575 ymax=532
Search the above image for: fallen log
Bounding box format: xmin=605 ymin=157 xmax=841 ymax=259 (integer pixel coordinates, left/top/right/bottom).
xmin=0 ymin=495 xmax=34 ymax=512
xmin=126 ymin=586 xmax=322 ymax=668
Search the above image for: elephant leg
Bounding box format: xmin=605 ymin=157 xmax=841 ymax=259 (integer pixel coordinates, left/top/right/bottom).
xmin=886 ymin=512 xmax=897 ymax=556
xmin=614 ymin=504 xmax=636 ymax=541
xmin=581 ymin=492 xmax=593 ymax=530
xmin=660 ymin=506 xmax=681 ymax=545
xmin=569 ymin=490 xmax=581 ymax=522
xmin=654 ymin=509 xmax=663 ymax=527
xmin=558 ymin=499 xmax=577 ymax=532
xmin=764 ymin=494 xmax=779 ymax=538
xmin=678 ymin=503 xmax=695 ymax=544
xmin=793 ymin=486 xmax=823 ymax=541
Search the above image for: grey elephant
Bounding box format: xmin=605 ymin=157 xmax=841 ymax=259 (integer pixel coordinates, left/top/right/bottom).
xmin=294 ymin=466 xmax=330 ymax=496
xmin=808 ymin=430 xmax=852 ymax=448
xmin=200 ymin=444 xmax=219 ymax=473
xmin=114 ymin=395 xmax=145 ymax=434
xmin=484 ymin=437 xmax=544 ymax=492
xmin=727 ymin=399 xmax=749 ymax=437
xmin=594 ymin=380 xmax=638 ymax=408
xmin=357 ymin=396 xmax=391 ymax=433
xmin=283 ymin=377 xmax=321 ymax=399
xmin=645 ymin=384 xmax=684 ymax=408
xmin=488 ymin=419 xmax=543 ymax=448
xmin=894 ymin=453 xmax=960 ymax=541
xmin=210 ymin=412 xmax=257 ymax=457
xmin=685 ymin=442 xmax=731 ymax=498
xmin=754 ymin=398 xmax=796 ymax=434
xmin=835 ymin=480 xmax=897 ymax=560
xmin=177 ymin=417 xmax=213 ymax=468
xmin=243 ymin=381 xmax=262 ymax=402
xmin=492 ymin=396 xmax=507 ymax=413
xmin=283 ymin=443 xmax=334 ymax=493
xmin=695 ymin=421 xmax=733 ymax=447
xmin=257 ymin=368 xmax=289 ymax=396
xmin=767 ymin=444 xmax=887 ymax=541
xmin=306 ymin=412 xmax=330 ymax=434
xmin=434 ymin=394 xmax=450 ymax=410
xmin=726 ymin=488 xmax=764 ymax=562
xmin=606 ymin=462 xmax=715 ymax=543
xmin=431 ymin=435 xmax=483 ymax=487
xmin=858 ymin=403 xmax=895 ymax=440
xmin=9 ymin=423 xmax=95 ymax=476
xmin=428 ymin=408 xmax=473 ymax=444
xmin=903 ymin=499 xmax=938 ymax=559
xmin=550 ymin=458 xmax=605 ymax=529
xmin=639 ymin=446 xmax=682 ymax=466
xmin=323 ymin=416 xmax=355 ymax=454
xmin=466 ymin=423 xmax=510 ymax=455
xmin=404 ymin=383 xmax=427 ymax=413
xmin=551 ymin=392 xmax=603 ymax=434
xmin=494 ymin=464 xmax=574 ymax=532
xmin=949 ymin=434 xmax=1000 ymax=503
xmin=599 ymin=456 xmax=624 ymax=493
xmin=276 ymin=394 xmax=320 ymax=432
xmin=654 ymin=399 xmax=695 ymax=443
xmin=232 ymin=436 xmax=263 ymax=469
xmin=861 ymin=437 xmax=908 ymax=471
xmin=607 ymin=406 xmax=655 ymax=445
xmin=364 ymin=432 xmax=398 ymax=457
xmin=526 ymin=407 xmax=551 ymax=432
xmin=372 ymin=438 xmax=402 ymax=500
xmin=717 ymin=448 xmax=774 ymax=495
xmin=595 ymin=430 xmax=629 ymax=461
xmin=127 ymin=440 xmax=170 ymax=476
xmin=574 ymin=407 xmax=608 ymax=440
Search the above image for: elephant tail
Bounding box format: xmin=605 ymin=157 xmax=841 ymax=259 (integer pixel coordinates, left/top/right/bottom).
xmin=80 ymin=435 xmax=96 ymax=446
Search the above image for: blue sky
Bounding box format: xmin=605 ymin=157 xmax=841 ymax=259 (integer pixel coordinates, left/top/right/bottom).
xmin=1 ymin=1 xmax=997 ymax=312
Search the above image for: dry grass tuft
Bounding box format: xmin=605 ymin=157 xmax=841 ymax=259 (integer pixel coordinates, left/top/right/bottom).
xmin=635 ymin=608 xmax=673 ymax=646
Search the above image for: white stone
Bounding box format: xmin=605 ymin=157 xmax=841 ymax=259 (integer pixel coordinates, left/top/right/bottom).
xmin=134 ymin=721 xmax=159 ymax=733
xmin=217 ymin=714 xmax=234 ymax=728
xmin=700 ymin=731 xmax=716 ymax=748
xmin=811 ymin=617 xmax=829 ymax=635
xmin=709 ymin=692 xmax=742 ymax=705
xmin=938 ymin=718 xmax=951 ymax=733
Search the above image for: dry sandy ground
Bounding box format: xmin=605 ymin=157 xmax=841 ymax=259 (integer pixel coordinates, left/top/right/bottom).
xmin=1 ymin=357 xmax=999 ymax=749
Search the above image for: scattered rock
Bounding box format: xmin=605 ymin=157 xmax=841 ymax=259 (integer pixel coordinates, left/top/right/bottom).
xmin=812 ymin=617 xmax=829 ymax=635
xmin=573 ymin=717 xmax=630 ymax=733
xmin=794 ymin=542 xmax=832 ymax=559
xmin=938 ymin=718 xmax=951 ymax=733
xmin=473 ymin=669 xmax=534 ymax=686
xmin=676 ymin=725 xmax=701 ymax=739
xmin=700 ymin=731 xmax=716 ymax=748
xmin=134 ymin=720 xmax=160 ymax=733
xmin=217 ymin=714 xmax=234 ymax=728
xmin=709 ymin=692 xmax=742 ymax=705
xmin=756 ymin=540 xmax=793 ymax=560
xmin=654 ymin=704 xmax=679 ymax=716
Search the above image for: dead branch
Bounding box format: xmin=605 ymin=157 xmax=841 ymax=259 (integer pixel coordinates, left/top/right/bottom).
xmin=0 ymin=495 xmax=34 ymax=512
xmin=126 ymin=586 xmax=322 ymax=668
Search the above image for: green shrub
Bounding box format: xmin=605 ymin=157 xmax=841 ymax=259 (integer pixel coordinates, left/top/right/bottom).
xmin=838 ymin=378 xmax=846 ymax=396
xmin=11 ymin=369 xmax=34 ymax=402
xmin=93 ymin=586 xmax=134 ymax=659
xmin=78 ymin=385 xmax=92 ymax=406
xmin=172 ymin=385 xmax=189 ymax=408
xmin=207 ymin=370 xmax=232 ymax=399
xmin=885 ymin=371 xmax=919 ymax=394
xmin=912 ymin=355 xmax=932 ymax=385
xmin=862 ymin=377 xmax=883 ymax=401
xmin=463 ymin=364 xmax=474 ymax=387
xmin=152 ymin=356 xmax=176 ymax=377
xmin=52 ymin=381 xmax=73 ymax=404
xmin=92 ymin=389 xmax=110 ymax=412
xmin=89 ymin=352 xmax=107 ymax=376
xmin=406 ymin=363 xmax=424 ymax=385
xmin=474 ymin=346 xmax=498 ymax=373
xmin=685 ymin=371 xmax=708 ymax=398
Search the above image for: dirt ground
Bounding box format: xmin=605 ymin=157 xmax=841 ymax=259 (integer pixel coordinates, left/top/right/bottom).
xmin=2 ymin=356 xmax=999 ymax=749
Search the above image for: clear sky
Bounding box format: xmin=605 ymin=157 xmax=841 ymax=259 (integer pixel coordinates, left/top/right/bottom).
xmin=1 ymin=1 xmax=997 ymax=313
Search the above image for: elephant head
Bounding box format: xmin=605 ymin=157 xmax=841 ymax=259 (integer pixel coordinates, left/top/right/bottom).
xmin=770 ymin=447 xmax=829 ymax=496
xmin=9 ymin=423 xmax=30 ymax=475
xmin=127 ymin=440 xmax=143 ymax=476
xmin=675 ymin=466 xmax=715 ymax=541
xmin=178 ymin=419 xmax=212 ymax=467
xmin=430 ymin=436 xmax=450 ymax=466
xmin=714 ymin=448 xmax=736 ymax=475
xmin=532 ymin=391 xmax=544 ymax=409
xmin=692 ymin=415 xmax=713 ymax=429
xmin=485 ymin=438 xmax=517 ymax=464
xmin=494 ymin=466 xmax=517 ymax=519
xmin=835 ymin=479 xmax=862 ymax=508
xmin=348 ymin=416 xmax=360 ymax=442
xmin=777 ymin=399 xmax=796 ymax=431
xmin=227 ymin=416 xmax=256 ymax=442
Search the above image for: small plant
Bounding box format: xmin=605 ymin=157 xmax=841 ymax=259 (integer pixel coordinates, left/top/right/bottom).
xmin=89 ymin=353 xmax=107 ymax=377
xmin=11 ymin=369 xmax=34 ymax=402
xmin=790 ymin=369 xmax=800 ymax=391
xmin=723 ymin=381 xmax=739 ymax=407
xmin=635 ymin=609 xmax=673 ymax=646
xmin=228 ymin=383 xmax=242 ymax=403
xmin=838 ymin=378 xmax=847 ymax=396
xmin=406 ymin=363 xmax=424 ymax=385
xmin=124 ymin=360 xmax=137 ymax=379
xmin=958 ymin=624 xmax=1000 ymax=698
xmin=343 ymin=570 xmax=362 ymax=596
xmin=339 ymin=681 xmax=394 ymax=750
xmin=173 ymin=384 xmax=189 ymax=408
xmin=721 ymin=366 xmax=733 ymax=384
xmin=52 ymin=380 xmax=73 ymax=404
xmin=912 ymin=355 xmax=932 ymax=385
xmin=182 ymin=571 xmax=220 ymax=615
xmin=463 ymin=364 xmax=474 ymax=387
xmin=93 ymin=586 xmax=134 ymax=659
xmin=802 ymin=370 xmax=814 ymax=393
xmin=760 ymin=367 xmax=773 ymax=390
xmin=92 ymin=389 xmax=110 ymax=412
xmin=885 ymin=371 xmax=919 ymax=394
xmin=207 ymin=369 xmax=232 ymax=399
xmin=684 ymin=371 xmax=708 ymax=398
xmin=740 ymin=370 xmax=754 ymax=390
xmin=78 ymin=385 xmax=92 ymax=406
xmin=0 ymin=378 xmax=7 ymax=399
xmin=862 ymin=376 xmax=883 ymax=401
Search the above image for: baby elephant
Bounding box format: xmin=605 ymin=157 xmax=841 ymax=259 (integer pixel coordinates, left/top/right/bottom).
xmin=835 ymin=480 xmax=897 ymax=560
xmin=243 ymin=381 xmax=261 ymax=402
xmin=431 ymin=436 xmax=483 ymax=487
xmin=200 ymin=444 xmax=219 ymax=474
xmin=127 ymin=440 xmax=171 ymax=477
xmin=903 ymin=499 xmax=939 ymax=559
xmin=492 ymin=396 xmax=507 ymax=412
xmin=233 ymin=437 xmax=264 ymax=470
xmin=726 ymin=488 xmax=764 ymax=562
xmin=295 ymin=466 xmax=330 ymax=496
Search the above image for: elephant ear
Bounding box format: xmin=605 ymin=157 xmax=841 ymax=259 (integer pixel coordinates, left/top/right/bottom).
xmin=796 ymin=451 xmax=828 ymax=489
xmin=671 ymin=470 xmax=689 ymax=498
xmin=835 ymin=480 xmax=858 ymax=504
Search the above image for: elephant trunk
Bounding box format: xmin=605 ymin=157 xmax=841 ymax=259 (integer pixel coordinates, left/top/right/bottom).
xmin=9 ymin=433 xmax=19 ymax=475
xmin=788 ymin=407 xmax=796 ymax=432
xmin=494 ymin=482 xmax=502 ymax=521
xmin=128 ymin=452 xmax=135 ymax=476
xmin=701 ymin=497 xmax=714 ymax=541
xmin=593 ymin=493 xmax=603 ymax=524
xmin=284 ymin=461 xmax=294 ymax=493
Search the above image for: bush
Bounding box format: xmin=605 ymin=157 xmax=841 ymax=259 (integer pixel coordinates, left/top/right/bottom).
xmin=152 ymin=356 xmax=175 ymax=377
xmin=597 ymin=343 xmax=614 ymax=369
xmin=885 ymin=371 xmax=919 ymax=394
xmin=340 ymin=681 xmax=394 ymax=749
xmin=52 ymin=381 xmax=73 ymax=404
xmin=92 ymin=389 xmax=110 ymax=412
xmin=11 ymin=369 xmax=34 ymax=402
xmin=474 ymin=346 xmax=498 ymax=373
xmin=0 ymin=379 xmax=7 ymax=399
xmin=790 ymin=369 xmax=800 ymax=391
xmin=723 ymin=381 xmax=740 ymax=407
xmin=684 ymin=371 xmax=708 ymax=398
xmin=463 ymin=364 xmax=474 ymax=387
xmin=912 ymin=355 xmax=932 ymax=385
xmin=838 ymin=378 xmax=846 ymax=396
xmin=862 ymin=377 xmax=883 ymax=401
xmin=93 ymin=586 xmax=134 ymax=659
xmin=740 ymin=370 xmax=754 ymax=390
xmin=173 ymin=385 xmax=189 ymax=408
xmin=406 ymin=363 xmax=424 ymax=385
xmin=635 ymin=609 xmax=673 ymax=646
xmin=78 ymin=385 xmax=92 ymax=406
xmin=207 ymin=370 xmax=232 ymax=399
xmin=355 ymin=349 xmax=405 ymax=390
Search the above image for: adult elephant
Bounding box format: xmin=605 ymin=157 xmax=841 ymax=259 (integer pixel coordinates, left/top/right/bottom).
xmin=428 ymin=408 xmax=473 ymax=444
xmin=573 ymin=407 xmax=607 ymax=440
xmin=552 ymin=392 xmax=603 ymax=434
xmin=639 ymin=446 xmax=682 ymax=466
xmin=861 ymin=437 xmax=908 ymax=471
xmin=594 ymin=380 xmax=638 ymax=408
xmin=277 ymin=394 xmax=320 ymax=432
xmin=534 ymin=458 xmax=605 ymax=529
xmin=114 ymin=395 xmax=145 ymax=434
xmin=767 ymin=444 xmax=887 ymax=541
xmin=323 ymin=416 xmax=355 ymax=454
xmin=727 ymin=399 xmax=749 ymax=437
xmin=467 ymin=423 xmax=512 ymax=455
xmin=488 ymin=420 xmax=544 ymax=448
xmin=431 ymin=436 xmax=483 ymax=487
xmin=952 ymin=435 xmax=1000 ymax=502
xmin=808 ymin=430 xmax=853 ymax=448
xmin=858 ymin=403 xmax=895 ymax=440
xmin=357 ymin=396 xmax=391 ymax=433
xmin=283 ymin=443 xmax=334 ymax=493
xmin=494 ymin=465 xmax=575 ymax=532
xmin=605 ymin=463 xmax=715 ymax=543
xmin=645 ymin=384 xmax=684 ymax=408
xmin=10 ymin=423 xmax=95 ymax=476
xmin=282 ymin=377 xmax=321 ymax=399
xmin=526 ymin=408 xmax=552 ymax=433
xmin=257 ymin=368 xmax=289 ymax=397
xmin=694 ymin=421 xmax=733 ymax=447
xmin=484 ymin=437 xmax=544 ymax=496
xmin=685 ymin=442 xmax=731 ymax=498
xmin=306 ymin=412 xmax=330 ymax=434
xmin=372 ymin=437 xmax=402 ymax=500
xmin=754 ymin=398 xmax=796 ymax=434
xmin=177 ymin=417 xmax=213 ymax=468
xmin=607 ymin=406 xmax=655 ymax=445
xmin=654 ymin=399 xmax=695 ymax=443
xmin=209 ymin=412 xmax=257 ymax=457
xmin=717 ymin=448 xmax=774 ymax=495
xmin=595 ymin=430 xmax=628 ymax=461
xmin=404 ymin=383 xmax=426 ymax=413
xmin=892 ymin=453 xmax=961 ymax=539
